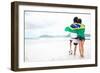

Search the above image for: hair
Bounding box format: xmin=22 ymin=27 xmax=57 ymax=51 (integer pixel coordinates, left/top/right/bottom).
xmin=73 ymin=17 xmax=78 ymax=23
xmin=77 ymin=18 xmax=82 ymax=24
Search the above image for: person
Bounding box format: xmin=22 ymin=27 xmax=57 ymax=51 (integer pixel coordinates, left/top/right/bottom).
xmin=76 ymin=19 xmax=85 ymax=58
xmin=65 ymin=17 xmax=85 ymax=58
xmin=71 ymin=18 xmax=85 ymax=57
xmin=69 ymin=17 xmax=79 ymax=55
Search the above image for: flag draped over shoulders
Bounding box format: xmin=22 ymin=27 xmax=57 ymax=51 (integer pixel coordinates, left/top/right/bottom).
xmin=65 ymin=24 xmax=85 ymax=38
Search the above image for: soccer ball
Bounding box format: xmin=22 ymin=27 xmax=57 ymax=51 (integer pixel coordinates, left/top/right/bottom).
xmin=69 ymin=50 xmax=73 ymax=55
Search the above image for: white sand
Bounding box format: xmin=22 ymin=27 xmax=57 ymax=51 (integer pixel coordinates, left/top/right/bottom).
xmin=25 ymin=38 xmax=91 ymax=62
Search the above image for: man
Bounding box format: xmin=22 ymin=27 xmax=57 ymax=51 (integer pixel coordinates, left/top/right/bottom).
xmin=69 ymin=17 xmax=79 ymax=55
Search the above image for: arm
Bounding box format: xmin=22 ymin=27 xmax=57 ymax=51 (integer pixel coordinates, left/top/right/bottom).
xmin=65 ymin=26 xmax=76 ymax=33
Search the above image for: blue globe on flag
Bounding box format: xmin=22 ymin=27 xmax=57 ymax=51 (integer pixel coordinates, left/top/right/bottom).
xmin=70 ymin=24 xmax=80 ymax=28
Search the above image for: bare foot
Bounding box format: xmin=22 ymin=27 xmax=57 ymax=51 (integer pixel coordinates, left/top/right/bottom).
xmin=74 ymin=53 xmax=76 ymax=56
xmin=80 ymin=55 xmax=84 ymax=58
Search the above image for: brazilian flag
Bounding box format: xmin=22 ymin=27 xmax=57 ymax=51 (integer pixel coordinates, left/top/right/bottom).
xmin=65 ymin=24 xmax=85 ymax=38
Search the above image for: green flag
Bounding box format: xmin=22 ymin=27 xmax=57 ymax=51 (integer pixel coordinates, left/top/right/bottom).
xmin=65 ymin=24 xmax=85 ymax=38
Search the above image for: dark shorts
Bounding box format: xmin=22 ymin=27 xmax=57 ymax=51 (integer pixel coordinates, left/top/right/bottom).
xmin=77 ymin=36 xmax=85 ymax=41
xmin=70 ymin=40 xmax=72 ymax=43
xmin=74 ymin=43 xmax=78 ymax=45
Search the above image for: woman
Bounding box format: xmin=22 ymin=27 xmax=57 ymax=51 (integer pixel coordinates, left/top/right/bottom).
xmin=76 ymin=19 xmax=85 ymax=58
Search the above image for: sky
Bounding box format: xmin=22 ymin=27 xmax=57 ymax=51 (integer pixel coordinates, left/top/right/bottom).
xmin=24 ymin=10 xmax=91 ymax=38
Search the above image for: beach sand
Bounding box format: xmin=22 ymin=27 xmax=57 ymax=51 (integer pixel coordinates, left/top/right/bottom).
xmin=25 ymin=38 xmax=91 ymax=62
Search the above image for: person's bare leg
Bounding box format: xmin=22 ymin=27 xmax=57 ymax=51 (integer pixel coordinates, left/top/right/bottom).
xmin=81 ymin=40 xmax=85 ymax=57
xmin=70 ymin=40 xmax=72 ymax=50
xmin=74 ymin=45 xmax=77 ymax=55
xmin=69 ymin=40 xmax=72 ymax=55
xmin=79 ymin=41 xmax=83 ymax=57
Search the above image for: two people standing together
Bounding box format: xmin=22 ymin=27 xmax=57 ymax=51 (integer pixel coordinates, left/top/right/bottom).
xmin=65 ymin=17 xmax=85 ymax=58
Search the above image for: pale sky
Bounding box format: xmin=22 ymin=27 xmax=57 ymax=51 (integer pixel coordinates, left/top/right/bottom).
xmin=25 ymin=11 xmax=91 ymax=38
